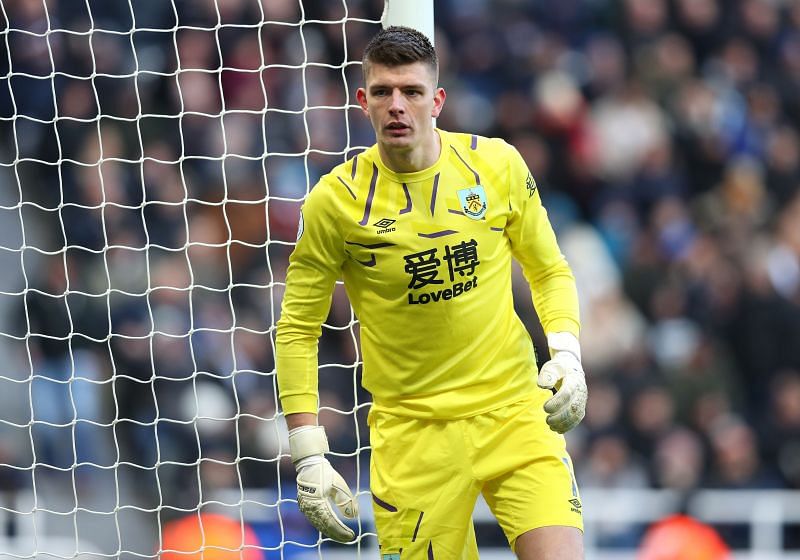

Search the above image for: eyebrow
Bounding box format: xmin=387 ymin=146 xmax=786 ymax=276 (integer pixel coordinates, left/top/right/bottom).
xmin=368 ymin=82 xmax=427 ymax=92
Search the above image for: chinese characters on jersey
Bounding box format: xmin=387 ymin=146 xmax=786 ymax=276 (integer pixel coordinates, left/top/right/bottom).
xmin=404 ymin=239 xmax=480 ymax=305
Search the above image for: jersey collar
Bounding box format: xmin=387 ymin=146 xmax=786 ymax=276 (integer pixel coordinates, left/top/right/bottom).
xmin=373 ymin=129 xmax=450 ymax=183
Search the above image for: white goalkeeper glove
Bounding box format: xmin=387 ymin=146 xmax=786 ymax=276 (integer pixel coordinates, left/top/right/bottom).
xmin=288 ymin=425 xmax=358 ymax=542
xmin=537 ymin=332 xmax=588 ymax=434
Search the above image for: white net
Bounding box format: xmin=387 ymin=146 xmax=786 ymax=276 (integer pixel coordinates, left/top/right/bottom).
xmin=0 ymin=1 xmax=383 ymax=557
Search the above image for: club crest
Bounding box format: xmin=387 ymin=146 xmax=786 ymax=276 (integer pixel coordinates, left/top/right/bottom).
xmin=457 ymin=185 xmax=487 ymax=220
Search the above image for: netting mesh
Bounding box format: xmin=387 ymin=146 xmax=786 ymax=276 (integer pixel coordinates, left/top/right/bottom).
xmin=0 ymin=1 xmax=382 ymax=557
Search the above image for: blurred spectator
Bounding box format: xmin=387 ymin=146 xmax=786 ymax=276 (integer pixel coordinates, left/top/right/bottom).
xmin=25 ymin=258 xmax=111 ymax=476
xmin=577 ymin=431 xmax=649 ymax=546
xmin=626 ymin=383 xmax=677 ymax=459
xmin=651 ymin=428 xmax=707 ymax=492
xmin=758 ymin=370 xmax=800 ymax=488
xmin=578 ymin=432 xmax=649 ymax=490
xmin=704 ymin=414 xmax=783 ymax=489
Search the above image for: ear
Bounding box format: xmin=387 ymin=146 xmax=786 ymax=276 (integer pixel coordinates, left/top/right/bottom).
xmin=356 ymin=88 xmax=369 ymax=116
xmin=431 ymin=87 xmax=446 ymax=118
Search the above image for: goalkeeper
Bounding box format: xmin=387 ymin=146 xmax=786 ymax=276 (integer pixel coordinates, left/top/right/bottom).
xmin=276 ymin=26 xmax=587 ymax=559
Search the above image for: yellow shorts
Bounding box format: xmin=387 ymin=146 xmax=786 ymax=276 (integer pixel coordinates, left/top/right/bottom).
xmin=368 ymin=396 xmax=583 ymax=559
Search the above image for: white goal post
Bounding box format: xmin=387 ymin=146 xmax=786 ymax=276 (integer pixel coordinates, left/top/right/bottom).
xmin=0 ymin=1 xmax=431 ymax=559
xmin=381 ymin=0 xmax=434 ymax=44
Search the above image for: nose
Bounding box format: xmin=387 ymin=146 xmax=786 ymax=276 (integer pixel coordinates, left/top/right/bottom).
xmin=389 ymin=89 xmax=405 ymax=115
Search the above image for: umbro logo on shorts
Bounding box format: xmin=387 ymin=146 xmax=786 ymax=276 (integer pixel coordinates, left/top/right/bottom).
xmin=569 ymin=498 xmax=582 ymax=514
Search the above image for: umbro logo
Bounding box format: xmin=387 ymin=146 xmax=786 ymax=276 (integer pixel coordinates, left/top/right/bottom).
xmin=374 ymin=218 xmax=396 ymax=234
xmin=569 ymin=498 xmax=582 ymax=514
xmin=374 ymin=218 xmax=395 ymax=228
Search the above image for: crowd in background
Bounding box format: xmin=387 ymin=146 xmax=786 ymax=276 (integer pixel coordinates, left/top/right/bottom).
xmin=1 ymin=0 xmax=800 ymax=553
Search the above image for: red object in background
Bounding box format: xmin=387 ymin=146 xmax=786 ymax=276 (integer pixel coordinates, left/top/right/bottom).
xmin=638 ymin=514 xmax=731 ymax=560
xmin=161 ymin=512 xmax=265 ymax=560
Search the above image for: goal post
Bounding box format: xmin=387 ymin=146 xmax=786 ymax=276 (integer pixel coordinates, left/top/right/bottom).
xmin=382 ymin=0 xmax=435 ymax=44
xmin=0 ymin=0 xmax=435 ymax=559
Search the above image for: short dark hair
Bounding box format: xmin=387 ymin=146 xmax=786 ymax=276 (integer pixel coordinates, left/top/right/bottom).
xmin=362 ymin=26 xmax=438 ymax=81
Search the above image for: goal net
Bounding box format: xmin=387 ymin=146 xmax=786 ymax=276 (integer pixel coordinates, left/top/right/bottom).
xmin=0 ymin=0 xmax=404 ymax=557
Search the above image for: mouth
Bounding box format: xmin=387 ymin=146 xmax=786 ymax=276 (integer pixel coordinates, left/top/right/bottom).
xmin=385 ymin=122 xmax=411 ymax=135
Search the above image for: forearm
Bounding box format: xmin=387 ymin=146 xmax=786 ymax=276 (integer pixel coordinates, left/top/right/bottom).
xmin=276 ymin=315 xmax=323 ymax=415
xmin=276 ymin=341 xmax=321 ymax=414
xmin=527 ymin=260 xmax=580 ymax=337
xmin=286 ymin=412 xmax=317 ymax=430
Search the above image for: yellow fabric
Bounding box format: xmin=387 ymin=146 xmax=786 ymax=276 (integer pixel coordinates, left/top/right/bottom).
xmin=276 ymin=130 xmax=580 ymax=417
xmin=369 ymin=396 xmax=583 ymax=557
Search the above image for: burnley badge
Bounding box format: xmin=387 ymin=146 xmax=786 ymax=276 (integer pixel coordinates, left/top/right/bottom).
xmin=457 ymin=186 xmax=488 ymax=220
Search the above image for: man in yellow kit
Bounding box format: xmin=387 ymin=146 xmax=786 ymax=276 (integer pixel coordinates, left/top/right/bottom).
xmin=276 ymin=26 xmax=587 ymax=559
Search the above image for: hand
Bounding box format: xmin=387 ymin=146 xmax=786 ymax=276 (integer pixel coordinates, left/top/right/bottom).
xmin=537 ymin=332 xmax=588 ymax=434
xmin=289 ymin=425 xmax=359 ymax=542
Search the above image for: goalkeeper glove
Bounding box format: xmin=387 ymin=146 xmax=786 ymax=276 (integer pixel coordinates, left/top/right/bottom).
xmin=289 ymin=425 xmax=358 ymax=542
xmin=537 ymin=332 xmax=588 ymax=434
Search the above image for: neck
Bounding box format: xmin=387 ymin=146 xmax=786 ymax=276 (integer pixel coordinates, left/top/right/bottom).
xmin=378 ymin=129 xmax=441 ymax=174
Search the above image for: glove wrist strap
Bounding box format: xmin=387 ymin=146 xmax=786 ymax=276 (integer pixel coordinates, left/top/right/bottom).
xmin=288 ymin=425 xmax=329 ymax=463
xmin=547 ymin=331 xmax=582 ymax=362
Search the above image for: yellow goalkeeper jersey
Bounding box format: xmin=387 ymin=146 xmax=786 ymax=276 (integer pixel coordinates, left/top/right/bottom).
xmin=276 ymin=130 xmax=579 ymax=419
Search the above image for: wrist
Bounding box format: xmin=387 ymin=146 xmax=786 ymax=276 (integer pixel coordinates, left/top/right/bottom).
xmin=285 ymin=412 xmax=318 ymax=431
xmin=547 ymin=331 xmax=581 ymax=362
xmin=288 ymin=425 xmax=329 ymax=463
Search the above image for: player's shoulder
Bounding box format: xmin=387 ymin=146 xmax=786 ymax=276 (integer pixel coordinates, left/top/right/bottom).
xmin=313 ymin=145 xmax=379 ymax=200
xmin=444 ymin=130 xmax=517 ymax=161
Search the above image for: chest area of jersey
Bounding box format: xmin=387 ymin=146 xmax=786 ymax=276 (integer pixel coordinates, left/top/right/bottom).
xmin=341 ymin=172 xmax=507 ymax=301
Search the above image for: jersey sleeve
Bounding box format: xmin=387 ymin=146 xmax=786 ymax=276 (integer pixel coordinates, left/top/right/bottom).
xmin=504 ymin=145 xmax=580 ymax=338
xmin=276 ymin=181 xmax=346 ymax=415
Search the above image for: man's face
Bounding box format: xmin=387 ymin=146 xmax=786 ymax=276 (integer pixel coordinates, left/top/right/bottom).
xmin=357 ymin=61 xmax=445 ymax=151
